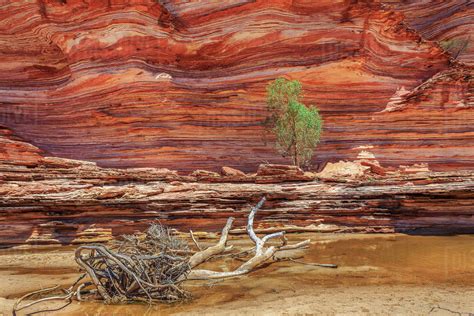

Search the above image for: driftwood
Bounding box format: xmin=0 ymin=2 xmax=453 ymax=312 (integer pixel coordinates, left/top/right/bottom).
xmin=13 ymin=197 xmax=335 ymax=314
xmin=12 ymin=275 xmax=86 ymax=316
xmin=187 ymin=197 xmax=311 ymax=279
xmin=75 ymin=224 xmax=192 ymax=304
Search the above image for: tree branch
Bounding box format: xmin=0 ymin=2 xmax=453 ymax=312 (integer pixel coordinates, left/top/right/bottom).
xmin=186 ymin=197 xmax=310 ymax=280
xmin=188 ymin=217 xmax=235 ymax=269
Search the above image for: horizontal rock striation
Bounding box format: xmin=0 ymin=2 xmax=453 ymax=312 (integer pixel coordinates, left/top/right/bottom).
xmin=0 ymin=1 xmax=471 ymax=172
xmin=0 ymin=2 xmax=472 ymax=245
xmin=376 ymin=64 xmax=474 ymax=169
xmin=0 ymin=127 xmax=44 ymax=166
xmin=0 ymin=157 xmax=473 ymax=246
xmin=386 ymin=0 xmax=474 ymax=66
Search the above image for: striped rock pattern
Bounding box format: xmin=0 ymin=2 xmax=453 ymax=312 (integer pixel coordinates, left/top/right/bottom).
xmin=0 ymin=0 xmax=472 ymax=173
xmin=1 ymin=157 xmax=473 ymax=245
xmin=387 ymin=0 xmax=474 ymax=65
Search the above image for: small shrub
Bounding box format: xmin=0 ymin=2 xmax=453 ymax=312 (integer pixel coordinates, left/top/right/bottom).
xmin=266 ymin=78 xmax=323 ymax=168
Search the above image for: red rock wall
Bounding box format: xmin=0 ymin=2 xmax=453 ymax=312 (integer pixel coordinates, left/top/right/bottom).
xmin=0 ymin=127 xmax=43 ymax=166
xmin=386 ymin=0 xmax=474 ymax=66
xmin=0 ymin=0 xmax=472 ymax=172
xmin=1 ymin=158 xmax=473 ymax=245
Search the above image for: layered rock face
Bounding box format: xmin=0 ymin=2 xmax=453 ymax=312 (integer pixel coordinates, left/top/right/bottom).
xmin=0 ymin=0 xmax=472 ymax=171
xmin=1 ymin=155 xmax=473 ymax=245
xmin=387 ymin=0 xmax=474 ymax=66
xmin=0 ymin=127 xmax=44 ymax=166
xmin=0 ymin=1 xmax=473 ymax=244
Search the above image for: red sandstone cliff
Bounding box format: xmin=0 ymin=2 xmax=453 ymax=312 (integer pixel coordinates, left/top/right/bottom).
xmin=0 ymin=1 xmax=473 ymax=244
xmin=1 ymin=156 xmax=473 ymax=245
xmin=0 ymin=0 xmax=472 ymax=171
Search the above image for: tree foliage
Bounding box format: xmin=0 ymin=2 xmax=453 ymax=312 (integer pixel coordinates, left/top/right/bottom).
xmin=439 ymin=38 xmax=469 ymax=60
xmin=266 ymin=78 xmax=322 ymax=168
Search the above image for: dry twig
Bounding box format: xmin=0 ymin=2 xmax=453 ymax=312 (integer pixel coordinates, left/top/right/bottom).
xmin=13 ymin=196 xmax=337 ymax=314
xmin=187 ymin=197 xmax=313 ymax=279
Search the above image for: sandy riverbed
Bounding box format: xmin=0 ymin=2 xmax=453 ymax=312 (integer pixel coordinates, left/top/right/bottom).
xmin=1 ymin=233 xmax=473 ymax=315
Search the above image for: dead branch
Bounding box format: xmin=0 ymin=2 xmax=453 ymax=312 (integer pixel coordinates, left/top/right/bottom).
xmin=13 ymin=285 xmax=75 ymax=316
xmin=188 ymin=217 xmax=235 ymax=269
xmin=74 ymin=224 xmax=191 ymax=304
xmin=13 ymin=196 xmax=337 ymax=314
xmin=288 ymin=258 xmax=338 ymax=268
xmin=187 ymin=197 xmax=314 ymax=280
xmin=189 ymin=230 xmax=202 ymax=251
xmin=428 ymin=304 xmax=470 ymax=315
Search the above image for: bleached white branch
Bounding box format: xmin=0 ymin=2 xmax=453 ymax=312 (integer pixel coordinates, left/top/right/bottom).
xmin=188 ymin=217 xmax=234 ymax=269
xmin=186 ymin=197 xmax=309 ymax=280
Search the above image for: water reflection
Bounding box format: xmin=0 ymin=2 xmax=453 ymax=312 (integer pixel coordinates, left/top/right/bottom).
xmin=3 ymin=234 xmax=473 ymax=315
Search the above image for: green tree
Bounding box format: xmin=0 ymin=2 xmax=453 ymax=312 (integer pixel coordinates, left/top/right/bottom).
xmin=439 ymin=38 xmax=469 ymax=60
xmin=266 ymin=78 xmax=323 ymax=168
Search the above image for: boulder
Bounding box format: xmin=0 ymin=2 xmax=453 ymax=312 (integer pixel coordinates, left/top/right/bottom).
xmin=221 ymin=166 xmax=246 ymax=177
xmin=316 ymin=161 xmax=369 ymax=180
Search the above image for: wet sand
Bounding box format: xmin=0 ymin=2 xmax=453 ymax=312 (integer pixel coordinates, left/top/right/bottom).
xmin=1 ymin=233 xmax=473 ymax=315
